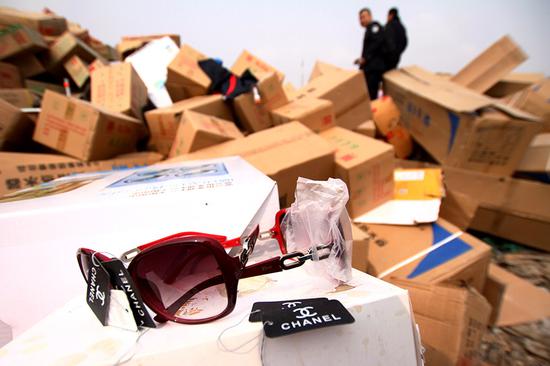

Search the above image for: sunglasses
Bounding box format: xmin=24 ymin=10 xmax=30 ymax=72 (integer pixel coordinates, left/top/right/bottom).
xmin=76 ymin=209 xmax=334 ymax=324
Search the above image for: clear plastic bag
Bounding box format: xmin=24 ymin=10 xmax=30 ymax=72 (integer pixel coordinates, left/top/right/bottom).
xmin=281 ymin=177 xmax=353 ymax=285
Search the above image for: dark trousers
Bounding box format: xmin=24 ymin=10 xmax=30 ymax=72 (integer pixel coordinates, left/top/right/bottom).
xmin=364 ymin=70 xmax=383 ymax=100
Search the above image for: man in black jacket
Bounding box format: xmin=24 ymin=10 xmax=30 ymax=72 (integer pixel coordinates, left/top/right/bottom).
xmin=354 ymin=8 xmax=385 ymax=100
xmin=384 ymin=7 xmax=408 ymax=71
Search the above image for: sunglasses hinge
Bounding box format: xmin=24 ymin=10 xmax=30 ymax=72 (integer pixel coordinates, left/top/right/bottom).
xmin=121 ymin=248 xmax=141 ymax=263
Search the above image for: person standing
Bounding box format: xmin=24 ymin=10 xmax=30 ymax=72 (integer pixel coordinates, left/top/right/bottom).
xmin=355 ymin=8 xmax=385 ymax=100
xmin=384 ymin=7 xmax=408 ymax=71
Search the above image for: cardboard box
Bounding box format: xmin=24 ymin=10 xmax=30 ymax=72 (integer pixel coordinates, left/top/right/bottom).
xmin=145 ymin=95 xmax=233 ymax=155
xmin=167 ymin=44 xmax=210 ymax=97
xmin=125 ymin=36 xmax=180 ymax=108
xmin=295 ymin=70 xmax=368 ymax=116
xmin=365 ymin=218 xmax=492 ymax=291
xmin=0 ymin=6 xmax=67 ymax=36
xmin=4 ymin=52 xmax=44 ymax=78
xmin=33 ymin=91 xmax=145 ymax=161
xmin=443 ymin=166 xmax=550 ymax=252
xmin=351 ymin=224 xmax=369 ymax=273
xmin=320 ymin=127 xmax=394 ymax=218
xmin=271 ymin=97 xmax=335 ymax=132
xmin=0 ymin=268 xmax=422 ymax=366
xmin=231 ymin=49 xmax=284 ymax=81
xmin=517 ymin=133 xmax=550 ymax=173
xmin=0 ymin=24 xmax=47 ymax=60
xmin=0 ymin=61 xmax=22 ymax=88
xmin=169 ymin=110 xmax=243 ymax=157
xmin=391 ymin=279 xmax=491 ymax=366
xmin=336 ymin=97 xmax=372 ymax=130
xmin=233 ymin=91 xmax=272 ymax=133
xmin=0 ymin=88 xmax=37 ymax=108
xmin=62 ymin=54 xmax=89 ymax=88
xmin=283 ymin=82 xmax=297 ymax=100
xmin=384 ymin=66 xmax=542 ymax=175
xmin=308 ymin=60 xmax=343 ymax=82
xmin=505 ymin=79 xmax=550 ymax=131
xmin=355 ymin=120 xmax=376 ymax=138
xmin=0 ymin=151 xmax=163 ymax=198
xmin=24 ymin=79 xmax=64 ymax=96
xmin=0 ymin=98 xmax=35 ymax=150
xmin=452 ymin=35 xmax=527 ymax=93
xmin=0 ymin=157 xmax=279 ymax=336
xmin=257 ymin=72 xmax=288 ymax=111
xmin=166 ymin=122 xmax=335 ymax=208
xmin=91 ymin=62 xmax=148 ymax=119
xmin=485 ymin=72 xmax=544 ymax=98
xmin=46 ymin=32 xmax=106 ymax=71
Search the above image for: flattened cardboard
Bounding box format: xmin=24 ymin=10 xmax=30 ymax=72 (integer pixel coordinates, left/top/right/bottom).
xmin=233 ymin=92 xmax=272 ymax=133
xmin=33 ymin=91 xmax=145 ymax=161
xmin=271 ymin=97 xmax=335 ymax=132
xmin=0 ymin=62 xmax=22 ymax=88
xmin=166 ymin=121 xmax=335 ymax=208
xmin=0 ymin=6 xmax=67 ymax=36
xmin=91 ymin=62 xmax=148 ymax=118
xmin=365 ymin=218 xmax=491 ymax=291
xmin=384 ymin=66 xmax=542 ymax=175
xmin=257 ymin=72 xmax=288 ymax=111
xmin=231 ymin=49 xmax=284 ymax=81
xmin=391 ymin=279 xmax=491 ymax=366
xmin=443 ymin=166 xmax=550 ymax=252
xmin=295 ymin=70 xmax=368 ymax=116
xmin=0 ymin=24 xmax=47 ymax=60
xmin=488 ymin=264 xmax=550 ymax=327
xmin=169 ymin=110 xmax=243 ymax=157
xmin=167 ymin=44 xmax=210 ymax=97
xmin=0 ymin=88 xmax=37 ymax=108
xmin=145 ymin=95 xmax=233 ymax=156
xmin=320 ymin=127 xmax=394 ymax=218
xmin=0 ymin=98 xmax=35 ymax=150
xmin=0 ymin=151 xmax=163 ymax=198
xmin=452 ymin=35 xmax=527 ymax=93
xmin=336 ymin=97 xmax=372 ymax=130
xmin=355 ymin=120 xmax=376 ymax=138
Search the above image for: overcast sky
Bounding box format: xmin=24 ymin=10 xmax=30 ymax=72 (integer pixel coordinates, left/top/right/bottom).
xmin=3 ymin=0 xmax=549 ymax=86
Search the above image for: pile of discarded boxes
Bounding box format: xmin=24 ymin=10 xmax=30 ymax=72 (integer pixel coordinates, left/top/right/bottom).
xmin=1 ymin=6 xmax=549 ymax=365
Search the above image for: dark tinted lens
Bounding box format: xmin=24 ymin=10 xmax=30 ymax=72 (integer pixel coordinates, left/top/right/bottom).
xmin=77 ymin=251 xmax=92 ymax=281
xmin=133 ymin=243 xmax=228 ymax=321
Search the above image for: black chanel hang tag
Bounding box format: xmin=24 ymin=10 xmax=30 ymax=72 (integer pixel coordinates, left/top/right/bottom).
xmin=86 ymin=263 xmax=111 ymax=325
xmin=250 ymin=298 xmax=355 ymax=338
xmin=101 ymin=259 xmax=156 ymax=328
xmin=249 ymin=298 xmax=330 ymax=322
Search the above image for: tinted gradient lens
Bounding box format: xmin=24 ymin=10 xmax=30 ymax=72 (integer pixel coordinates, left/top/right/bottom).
xmin=133 ymin=243 xmax=229 ymax=321
xmin=77 ymin=251 xmax=92 ymax=281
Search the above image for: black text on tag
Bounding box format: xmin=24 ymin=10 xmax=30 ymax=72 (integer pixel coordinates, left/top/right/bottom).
xmin=86 ymin=263 xmax=111 ymax=325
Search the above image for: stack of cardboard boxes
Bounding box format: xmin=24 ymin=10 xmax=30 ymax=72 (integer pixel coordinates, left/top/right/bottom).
xmin=1 ymin=6 xmax=548 ymax=365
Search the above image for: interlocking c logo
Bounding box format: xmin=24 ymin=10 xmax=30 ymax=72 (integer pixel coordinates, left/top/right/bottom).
xmin=282 ymin=301 xmax=302 ymax=309
xmin=293 ymin=306 xmax=317 ymax=319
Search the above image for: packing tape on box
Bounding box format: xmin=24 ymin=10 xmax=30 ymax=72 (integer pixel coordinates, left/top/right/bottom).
xmin=377 ymin=230 xmax=464 ymax=279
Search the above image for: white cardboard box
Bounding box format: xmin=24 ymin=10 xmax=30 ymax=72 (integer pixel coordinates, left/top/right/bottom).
xmin=0 ymin=268 xmax=422 ymax=366
xmin=0 ymin=157 xmax=278 ymax=337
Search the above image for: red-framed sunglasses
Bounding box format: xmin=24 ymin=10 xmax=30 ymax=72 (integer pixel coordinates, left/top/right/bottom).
xmin=77 ymin=209 xmax=333 ymax=324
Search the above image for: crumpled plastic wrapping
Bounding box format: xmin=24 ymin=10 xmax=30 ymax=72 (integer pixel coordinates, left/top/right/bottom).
xmin=281 ymin=177 xmax=353 ymax=285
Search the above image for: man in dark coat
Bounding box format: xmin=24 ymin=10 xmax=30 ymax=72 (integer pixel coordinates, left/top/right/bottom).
xmin=384 ymin=7 xmax=408 ymax=71
xmin=354 ymin=8 xmax=385 ymax=100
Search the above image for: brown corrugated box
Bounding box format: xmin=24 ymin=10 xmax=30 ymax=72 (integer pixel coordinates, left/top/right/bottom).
xmin=144 ymin=95 xmax=233 ymax=156
xmin=165 ymin=121 xmax=335 ymax=208
xmin=351 ymin=224 xmax=369 ymax=273
xmin=6 ymin=53 xmax=45 ymax=78
xmin=33 ymin=90 xmax=145 ymax=161
xmin=233 ymin=92 xmax=272 ymax=133
xmin=391 ymin=279 xmax=491 ymax=366
xmin=257 ymin=72 xmax=288 ymax=111
xmin=45 ymin=32 xmax=106 ymax=71
xmin=354 ymin=120 xmax=376 ymax=138
xmin=63 ymin=55 xmax=89 ymax=88
xmin=271 ymin=97 xmax=335 ymax=132
xmin=452 ymin=35 xmax=527 ymax=93
xmin=335 ymin=97 xmax=372 ymax=130
xmin=320 ymin=127 xmax=394 ymax=218
xmin=167 ymin=44 xmax=210 ymax=97
xmin=0 ymin=98 xmax=35 ymax=150
xmin=0 ymin=88 xmax=37 ymax=108
xmin=385 ymin=66 xmax=541 ymax=175
xmin=0 ymin=24 xmax=47 ymax=60
xmin=364 ymin=218 xmax=492 ymax=291
xmin=0 ymin=62 xmax=22 ymax=88
xmin=91 ymin=62 xmax=148 ymax=118
xmin=0 ymin=6 xmax=67 ymax=36
xmin=231 ymin=49 xmax=284 ymax=81
xmin=168 ymin=110 xmax=243 ymax=157
xmin=0 ymin=151 xmax=163 ymax=197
